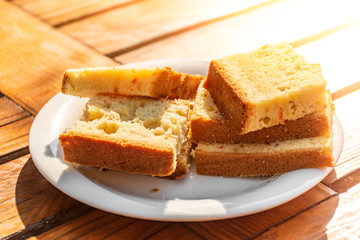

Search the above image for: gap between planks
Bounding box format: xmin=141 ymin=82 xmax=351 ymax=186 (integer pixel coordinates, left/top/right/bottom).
xmin=110 ymin=15 xmax=360 ymax=60
xmin=105 ymin=0 xmax=281 ymax=58
xmin=1 ymin=2 xmax=358 ymax=237
xmin=144 ymin=223 xmax=206 ymax=240
xmin=7 ymin=1 xmax=125 ymax=68
xmin=331 ymin=81 xmax=360 ymax=100
xmin=6 ymin=1 xmax=125 ymax=65
xmin=52 ymin=0 xmax=147 ymax=28
xmin=4 ymin=205 xmax=92 ymax=240
xmin=252 ymin=184 xmax=338 ymax=239
xmin=291 ymin=17 xmax=360 ymax=48
xmin=0 ymin=147 xmax=29 ymax=165
xmin=0 ymin=96 xmax=33 ymax=124
xmin=108 ymin=2 xmax=360 ymax=60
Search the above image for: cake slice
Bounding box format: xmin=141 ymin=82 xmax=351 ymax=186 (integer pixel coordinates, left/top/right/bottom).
xmin=59 ymin=94 xmax=191 ymax=179
xmin=194 ymin=133 xmax=334 ymax=177
xmin=205 ymin=42 xmax=328 ymax=134
xmin=62 ymin=66 xmax=204 ymax=99
xmin=190 ymin=80 xmax=333 ymax=143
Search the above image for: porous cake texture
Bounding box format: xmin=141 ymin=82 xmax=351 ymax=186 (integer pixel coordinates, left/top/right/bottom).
xmin=205 ymin=42 xmax=328 ymax=134
xmin=59 ymin=94 xmax=191 ymax=179
xmin=190 ymin=81 xmax=333 ymax=143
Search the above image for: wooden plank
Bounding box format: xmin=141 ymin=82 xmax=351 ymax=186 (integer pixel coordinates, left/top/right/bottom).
xmin=147 ymin=223 xmax=203 ymax=240
xmin=185 ymin=184 xmax=336 ymax=240
xmin=295 ymin=21 xmax=360 ymax=93
xmin=104 ymin=220 xmax=170 ymax=240
xmin=12 ymin=0 xmax=136 ymax=26
xmin=31 ymin=209 xmax=171 ymax=239
xmin=30 ymin=210 xmax=136 ymax=239
xmin=115 ymin=0 xmax=360 ymax=91
xmin=0 ymin=1 xmax=117 ymax=116
xmin=322 ymin=89 xmax=360 ymax=190
xmin=0 ymin=116 xmax=33 ymax=159
xmin=0 ymin=96 xmax=29 ymax=126
xmin=59 ymin=0 xmax=272 ymax=55
xmin=255 ymin=182 xmax=360 ymax=239
xmin=332 ymin=81 xmax=360 ymax=101
xmin=255 ymin=196 xmax=339 ymax=239
xmin=17 ymin=183 xmax=334 ymax=239
xmin=0 ymin=155 xmax=87 ymax=239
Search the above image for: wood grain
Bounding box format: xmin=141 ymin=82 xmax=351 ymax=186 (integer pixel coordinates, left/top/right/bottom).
xmin=1 ymin=0 xmax=360 ymax=239
xmin=31 ymin=209 xmax=171 ymax=239
xmin=0 ymin=116 xmax=33 ymax=159
xmin=147 ymin=223 xmax=203 ymax=240
xmin=332 ymin=81 xmax=360 ymax=101
xmin=12 ymin=0 xmax=136 ymax=26
xmin=12 ymin=180 xmax=335 ymax=239
xmin=30 ymin=220 xmax=202 ymax=240
xmin=295 ymin=22 xmax=360 ymax=93
xmin=0 ymin=96 xmax=29 ymax=126
xmin=256 ymin=182 xmax=360 ymax=239
xmin=322 ymin=89 xmax=360 ymax=190
xmin=31 ymin=210 xmax=136 ymax=239
xmin=59 ymin=0 xmax=271 ymax=55
xmin=254 ymin=196 xmax=340 ymax=239
xmin=105 ymin=220 xmax=170 ymax=240
xmin=115 ymin=0 xmax=360 ymax=82
xmin=0 ymin=1 xmax=117 ymax=116
xmin=185 ymin=184 xmax=336 ymax=240
xmin=0 ymin=156 xmax=87 ymax=239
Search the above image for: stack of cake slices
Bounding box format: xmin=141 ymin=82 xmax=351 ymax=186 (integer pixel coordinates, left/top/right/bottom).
xmin=191 ymin=42 xmax=334 ymax=177
xmin=59 ymin=42 xmax=335 ymax=179
xmin=59 ymin=67 xmax=204 ymax=179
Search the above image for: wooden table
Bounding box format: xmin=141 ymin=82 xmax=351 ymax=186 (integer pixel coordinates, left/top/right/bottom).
xmin=1 ymin=0 xmax=360 ymax=239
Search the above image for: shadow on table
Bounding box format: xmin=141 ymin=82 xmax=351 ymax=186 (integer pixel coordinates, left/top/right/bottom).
xmin=14 ymin=158 xmax=344 ymax=239
xmin=14 ymin=157 xmax=88 ymax=238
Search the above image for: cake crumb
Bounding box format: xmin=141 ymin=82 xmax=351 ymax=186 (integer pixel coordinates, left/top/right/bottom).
xmin=151 ymin=188 xmax=159 ymax=193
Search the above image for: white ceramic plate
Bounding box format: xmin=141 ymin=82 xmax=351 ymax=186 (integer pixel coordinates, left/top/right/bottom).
xmin=29 ymin=59 xmax=343 ymax=222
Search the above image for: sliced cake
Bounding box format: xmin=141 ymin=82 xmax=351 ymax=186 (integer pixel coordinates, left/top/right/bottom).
xmin=205 ymin=42 xmax=328 ymax=134
xmin=62 ymin=66 xmax=204 ymax=99
xmin=193 ymin=77 xmax=335 ymax=177
xmin=59 ymin=94 xmax=191 ymax=179
xmin=194 ymin=133 xmax=334 ymax=177
xmin=190 ymin=80 xmax=333 ymax=143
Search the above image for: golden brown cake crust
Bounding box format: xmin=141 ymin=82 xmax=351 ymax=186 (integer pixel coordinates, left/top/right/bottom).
xmin=165 ymin=141 xmax=192 ymax=180
xmin=59 ymin=133 xmax=176 ymax=177
xmin=166 ymin=157 xmax=189 ymax=180
xmin=62 ymin=66 xmax=203 ymax=100
xmin=195 ymin=148 xmax=334 ymax=177
xmin=205 ymin=43 xmax=328 ymax=134
xmin=191 ymin=112 xmax=330 ymax=143
xmin=151 ymin=67 xmax=204 ymax=99
xmin=205 ymin=61 xmax=247 ymax=129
